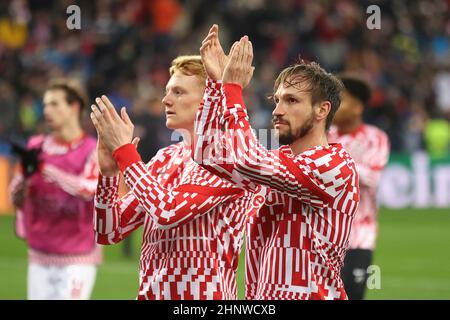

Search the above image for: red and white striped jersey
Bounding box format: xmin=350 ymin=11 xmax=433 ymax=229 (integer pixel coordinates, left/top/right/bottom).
xmin=94 ymin=142 xmax=265 ymax=300
xmin=328 ymin=124 xmax=390 ymax=250
xmin=193 ymin=80 xmax=360 ymax=300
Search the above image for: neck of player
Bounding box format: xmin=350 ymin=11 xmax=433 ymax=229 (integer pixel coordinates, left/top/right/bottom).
xmin=53 ymin=120 xmax=84 ymax=143
xmin=337 ymin=118 xmax=363 ymax=135
xmin=289 ymin=130 xmax=329 ymax=155
xmin=176 ymin=128 xmax=195 ymax=148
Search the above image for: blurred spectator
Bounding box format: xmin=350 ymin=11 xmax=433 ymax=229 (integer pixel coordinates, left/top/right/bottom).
xmin=133 ymin=95 xmax=171 ymax=162
xmin=0 ymin=0 xmax=449 ymax=156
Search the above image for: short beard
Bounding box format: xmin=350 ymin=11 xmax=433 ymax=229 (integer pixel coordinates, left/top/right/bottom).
xmin=277 ymin=114 xmax=314 ymax=145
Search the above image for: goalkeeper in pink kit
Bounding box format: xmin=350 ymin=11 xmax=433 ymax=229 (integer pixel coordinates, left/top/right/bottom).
xmin=9 ymin=80 xmax=101 ymax=300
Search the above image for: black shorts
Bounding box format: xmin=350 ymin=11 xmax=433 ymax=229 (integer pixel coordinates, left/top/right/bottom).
xmin=341 ymin=249 xmax=373 ymax=300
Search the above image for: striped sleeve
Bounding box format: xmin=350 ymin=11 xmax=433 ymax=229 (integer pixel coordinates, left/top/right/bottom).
xmin=113 ymin=144 xmax=243 ymax=230
xmin=41 ymin=149 xmax=99 ymax=200
xmin=194 ymin=81 xmax=354 ymax=206
xmin=356 ymin=130 xmax=390 ymax=188
xmin=94 ymin=175 xmax=146 ymax=244
xmin=8 ymin=173 xmax=27 ymax=238
xmin=193 ymin=78 xmax=261 ymax=192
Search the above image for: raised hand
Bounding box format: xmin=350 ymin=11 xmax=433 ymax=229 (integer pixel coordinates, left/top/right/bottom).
xmin=90 ymin=95 xmax=135 ymax=153
xmin=97 ymin=135 xmax=140 ymax=176
xmin=96 ymin=137 xmax=117 ymax=176
xmin=222 ymin=36 xmax=255 ymax=88
xmin=200 ymin=24 xmax=229 ymax=81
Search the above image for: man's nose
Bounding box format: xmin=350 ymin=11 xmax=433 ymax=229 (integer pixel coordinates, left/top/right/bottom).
xmin=272 ymin=103 xmax=285 ymax=117
xmin=43 ymin=106 xmax=50 ymax=116
xmin=162 ymin=94 xmax=172 ymax=106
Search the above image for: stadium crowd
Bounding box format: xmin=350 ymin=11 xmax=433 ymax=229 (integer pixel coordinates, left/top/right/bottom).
xmin=1 ymin=0 xmax=449 ymax=158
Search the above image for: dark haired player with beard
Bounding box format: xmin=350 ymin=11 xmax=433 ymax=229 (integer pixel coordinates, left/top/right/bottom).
xmin=194 ymin=26 xmax=360 ymax=300
xmin=328 ymin=75 xmax=390 ymax=300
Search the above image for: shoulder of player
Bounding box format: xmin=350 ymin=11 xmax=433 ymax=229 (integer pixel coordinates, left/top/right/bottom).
xmin=188 ymin=160 xmax=241 ymax=189
xmin=360 ymin=125 xmax=390 ymax=152
xmin=292 ymin=144 xmax=357 ymax=175
xmin=298 ymin=143 xmax=350 ymax=160
xmin=81 ymin=134 xmax=98 ymax=150
xmin=27 ymin=134 xmax=46 ymax=148
xmin=142 ymin=142 xmax=187 ymax=169
xmin=147 ymin=142 xmax=184 ymax=161
xmin=362 ymin=124 xmax=389 ymax=140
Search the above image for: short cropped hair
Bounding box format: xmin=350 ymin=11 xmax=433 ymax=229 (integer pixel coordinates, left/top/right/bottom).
xmin=46 ymin=79 xmax=88 ymax=118
xmin=274 ymin=60 xmax=344 ymax=130
xmin=338 ymin=74 xmax=372 ymax=106
xmin=169 ymin=55 xmax=207 ymax=83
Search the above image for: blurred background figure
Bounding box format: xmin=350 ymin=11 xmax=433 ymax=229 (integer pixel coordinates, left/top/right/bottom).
xmin=0 ymin=0 xmax=448 ymax=156
xmin=329 ymin=75 xmax=390 ymax=300
xmin=9 ymin=79 xmax=101 ymax=300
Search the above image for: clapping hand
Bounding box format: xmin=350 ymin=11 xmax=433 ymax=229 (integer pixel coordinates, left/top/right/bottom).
xmin=222 ymin=36 xmax=255 ymax=88
xmin=200 ymin=24 xmax=229 ymax=81
xmin=90 ymin=95 xmax=139 ymax=176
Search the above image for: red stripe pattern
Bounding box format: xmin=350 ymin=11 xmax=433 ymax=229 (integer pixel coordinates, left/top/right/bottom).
xmin=328 ymin=125 xmax=390 ymax=250
xmin=193 ymin=79 xmax=360 ymax=300
xmin=94 ymin=142 xmax=265 ymax=299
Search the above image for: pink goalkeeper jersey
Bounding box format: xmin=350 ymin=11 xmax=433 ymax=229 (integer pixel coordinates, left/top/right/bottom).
xmin=10 ymin=134 xmax=101 ymax=265
xmin=193 ymin=80 xmax=360 ymax=300
xmin=328 ymin=124 xmax=390 ymax=250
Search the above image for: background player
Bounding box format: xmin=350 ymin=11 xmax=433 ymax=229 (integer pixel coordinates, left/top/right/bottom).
xmin=91 ymin=56 xmax=265 ymax=300
xmin=9 ymin=79 xmax=101 ymax=300
xmin=195 ymin=26 xmax=360 ymax=299
xmin=328 ymin=75 xmax=390 ymax=300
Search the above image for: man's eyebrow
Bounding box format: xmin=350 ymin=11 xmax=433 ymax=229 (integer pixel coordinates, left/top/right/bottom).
xmin=284 ymin=93 xmax=300 ymax=99
xmin=276 ymin=93 xmax=300 ymax=100
xmin=166 ymin=85 xmax=184 ymax=92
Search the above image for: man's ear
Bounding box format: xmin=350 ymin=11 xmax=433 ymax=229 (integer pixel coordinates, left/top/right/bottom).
xmin=315 ymin=101 xmax=331 ymax=122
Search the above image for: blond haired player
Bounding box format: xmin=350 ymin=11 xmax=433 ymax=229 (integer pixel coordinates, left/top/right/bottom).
xmin=91 ymin=56 xmax=265 ymax=300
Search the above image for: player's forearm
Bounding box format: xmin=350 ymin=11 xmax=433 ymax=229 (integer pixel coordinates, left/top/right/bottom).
xmin=41 ymin=164 xmax=97 ymax=200
xmin=193 ymin=78 xmax=224 ymax=164
xmin=220 ymin=83 xmax=281 ymax=187
xmin=192 ymin=80 xmax=264 ymax=191
xmin=8 ymin=174 xmax=25 ymax=207
xmin=94 ymin=176 xmax=144 ymax=244
xmin=357 ymin=141 xmax=389 ymax=188
xmin=94 ymin=175 xmax=121 ymax=235
xmin=113 ymin=144 xmax=219 ymax=229
xmin=356 ymin=164 xmax=382 ymax=188
xmin=220 ymin=84 xmax=341 ymax=203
